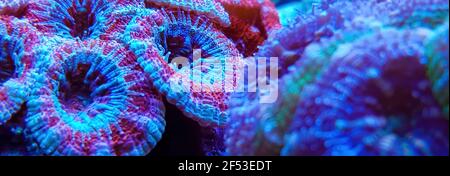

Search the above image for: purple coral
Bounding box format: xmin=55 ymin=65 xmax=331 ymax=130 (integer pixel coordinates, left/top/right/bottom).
xmin=283 ymin=29 xmax=448 ymax=156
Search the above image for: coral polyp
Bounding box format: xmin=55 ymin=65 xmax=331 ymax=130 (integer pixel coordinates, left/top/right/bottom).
xmin=25 ymin=40 xmax=165 ymax=155
xmin=125 ymin=9 xmax=243 ymax=127
xmin=283 ymin=29 xmax=448 ymax=156
xmin=0 ymin=20 xmax=25 ymax=124
xmin=153 ymin=9 xmax=237 ymax=62
xmin=0 ymin=17 xmax=41 ymax=125
xmin=26 ymin=0 xmax=113 ymax=40
xmin=225 ymin=0 xmax=449 ymax=156
xmin=0 ymin=0 xmax=449 ymax=156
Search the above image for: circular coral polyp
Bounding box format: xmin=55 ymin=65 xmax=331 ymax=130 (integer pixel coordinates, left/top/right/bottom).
xmin=124 ymin=9 xmax=242 ymax=127
xmin=26 ymin=0 xmax=112 ymax=40
xmin=152 ymin=10 xmax=237 ymax=62
xmin=26 ymin=40 xmax=165 ymax=156
xmin=282 ymin=29 xmax=449 ymax=156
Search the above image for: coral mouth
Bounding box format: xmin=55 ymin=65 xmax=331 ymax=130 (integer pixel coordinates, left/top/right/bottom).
xmin=58 ymin=63 xmax=94 ymax=114
xmin=126 ymin=9 xmax=242 ymax=127
xmin=154 ymin=10 xmax=228 ymax=63
xmin=66 ymin=6 xmax=96 ymax=39
xmin=0 ymin=56 xmax=16 ymax=85
xmin=51 ymin=52 xmax=127 ymax=118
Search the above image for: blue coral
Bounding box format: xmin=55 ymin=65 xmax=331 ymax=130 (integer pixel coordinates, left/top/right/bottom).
xmin=0 ymin=19 xmax=27 ymax=125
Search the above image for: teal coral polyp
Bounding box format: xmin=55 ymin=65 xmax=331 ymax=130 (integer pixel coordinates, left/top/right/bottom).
xmin=26 ymin=40 xmax=165 ymax=155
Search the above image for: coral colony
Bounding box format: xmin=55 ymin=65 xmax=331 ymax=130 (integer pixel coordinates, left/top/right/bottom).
xmin=0 ymin=0 xmax=448 ymax=156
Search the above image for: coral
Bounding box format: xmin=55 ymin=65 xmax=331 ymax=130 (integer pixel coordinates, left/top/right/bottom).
xmin=25 ymin=39 xmax=165 ymax=155
xmin=124 ymin=9 xmax=243 ymax=127
xmin=0 ymin=0 xmax=30 ymax=18
xmin=372 ymin=0 xmax=449 ymax=29
xmin=225 ymin=2 xmax=354 ymax=155
xmin=26 ymin=0 xmax=114 ymax=40
xmin=0 ymin=17 xmax=41 ymax=125
xmin=1 ymin=0 xmax=448 ymax=156
xmin=144 ymin=0 xmax=231 ymax=27
xmin=426 ymin=21 xmax=449 ymax=119
xmin=225 ymin=0 xmax=449 ymax=156
xmin=101 ymin=5 xmax=156 ymax=42
xmin=283 ymin=29 xmax=448 ymax=156
xmin=0 ymin=103 xmax=40 ymax=156
xmin=218 ymin=0 xmax=281 ymax=56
